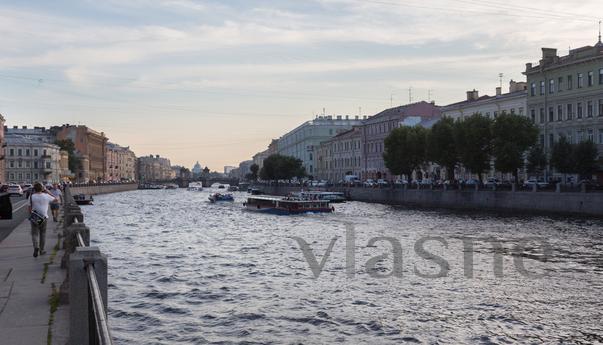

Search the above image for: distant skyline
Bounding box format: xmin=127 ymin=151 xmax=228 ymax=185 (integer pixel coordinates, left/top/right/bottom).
xmin=1 ymin=0 xmax=601 ymax=170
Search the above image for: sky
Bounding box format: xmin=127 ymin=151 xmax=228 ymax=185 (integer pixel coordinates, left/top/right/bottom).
xmin=0 ymin=0 xmax=601 ymax=171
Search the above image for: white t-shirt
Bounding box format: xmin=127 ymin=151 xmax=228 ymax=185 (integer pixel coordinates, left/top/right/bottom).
xmin=30 ymin=193 xmax=56 ymax=219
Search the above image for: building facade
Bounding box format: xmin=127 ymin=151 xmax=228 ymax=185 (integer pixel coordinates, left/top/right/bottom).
xmin=441 ymin=81 xmax=527 ymax=120
xmin=137 ymin=155 xmax=173 ymax=182
xmin=277 ymin=115 xmax=363 ymax=177
xmin=5 ymin=135 xmax=62 ymax=184
xmin=316 ymin=127 xmax=363 ymax=182
xmin=524 ymin=43 xmax=603 ymax=173
xmin=105 ymin=142 xmax=137 ymax=182
xmin=362 ymin=101 xmax=441 ymax=180
xmin=0 ymin=115 xmax=5 ymax=183
xmin=55 ymin=125 xmax=108 ymax=182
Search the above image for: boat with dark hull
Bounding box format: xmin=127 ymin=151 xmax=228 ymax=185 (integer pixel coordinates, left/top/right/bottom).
xmin=208 ymin=193 xmax=234 ymax=203
xmin=73 ymin=194 xmax=94 ymax=205
xmin=244 ymin=195 xmax=334 ymax=215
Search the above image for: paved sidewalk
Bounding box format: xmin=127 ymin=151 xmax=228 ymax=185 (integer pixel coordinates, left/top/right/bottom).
xmin=0 ymin=216 xmax=69 ymax=345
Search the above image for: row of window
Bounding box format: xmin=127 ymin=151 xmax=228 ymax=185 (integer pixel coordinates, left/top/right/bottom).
xmin=7 ymin=172 xmax=41 ymax=181
xmin=366 ymin=121 xmax=396 ymax=136
xmin=530 ymin=68 xmax=603 ymax=96
xmin=530 ymin=99 xmax=603 ymax=123
xmin=541 ymin=128 xmax=603 ymax=148
xmin=483 ymin=107 xmax=524 ymax=118
xmin=322 ymin=156 xmax=362 ymax=170
xmin=7 ymin=160 xmax=53 ymax=169
xmin=7 ymin=148 xmax=50 ymax=157
xmin=329 ymin=139 xmax=361 ymax=153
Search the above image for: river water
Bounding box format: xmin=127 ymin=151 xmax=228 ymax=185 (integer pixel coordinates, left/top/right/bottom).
xmin=83 ymin=189 xmax=603 ymax=344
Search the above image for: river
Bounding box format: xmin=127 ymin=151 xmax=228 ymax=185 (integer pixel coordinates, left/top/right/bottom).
xmin=83 ymin=189 xmax=603 ymax=344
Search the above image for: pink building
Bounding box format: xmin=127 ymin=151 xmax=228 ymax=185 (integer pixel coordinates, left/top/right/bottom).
xmin=361 ymin=101 xmax=441 ymax=180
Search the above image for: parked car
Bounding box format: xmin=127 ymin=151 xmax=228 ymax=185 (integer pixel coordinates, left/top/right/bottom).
xmin=394 ymin=179 xmax=408 ymax=186
xmin=363 ymin=179 xmax=376 ymax=187
xmin=464 ymin=179 xmax=480 ymax=186
xmin=484 ymin=178 xmax=500 ymax=188
xmin=523 ymin=179 xmax=549 ymax=188
xmin=419 ymin=178 xmax=433 ymax=185
xmin=376 ymin=179 xmax=389 ymax=187
xmin=7 ymin=185 xmax=24 ymax=196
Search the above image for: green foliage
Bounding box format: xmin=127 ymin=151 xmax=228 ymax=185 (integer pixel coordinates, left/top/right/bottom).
xmin=574 ymin=140 xmax=599 ymax=179
xmin=491 ymin=112 xmax=538 ymax=178
xmin=383 ymin=125 xmax=428 ymax=178
xmin=526 ymin=145 xmax=547 ymax=175
xmin=453 ymin=114 xmax=493 ymax=180
xmin=426 ymin=116 xmax=457 ymax=179
xmin=248 ymin=163 xmax=259 ymax=181
xmin=259 ymin=154 xmax=306 ymax=181
xmin=550 ymin=136 xmax=574 ymax=174
xmin=55 ymin=139 xmax=81 ymax=173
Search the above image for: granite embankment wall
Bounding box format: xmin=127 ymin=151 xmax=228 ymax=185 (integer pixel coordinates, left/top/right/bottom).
xmin=70 ymin=183 xmax=138 ymax=196
xmin=260 ymin=185 xmax=603 ymax=217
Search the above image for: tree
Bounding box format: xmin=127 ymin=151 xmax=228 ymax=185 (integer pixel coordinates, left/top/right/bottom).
xmin=426 ymin=116 xmax=458 ymax=180
xmin=550 ymin=136 xmax=574 ymax=180
xmin=55 ymin=139 xmax=81 ymax=173
xmin=454 ymin=114 xmax=493 ymax=181
xmin=491 ymin=113 xmax=539 ymax=181
xmin=574 ymin=140 xmax=599 ymax=180
xmin=383 ymin=125 xmax=428 ymax=179
xmin=526 ymin=145 xmax=547 ymax=177
xmin=247 ymin=163 xmax=259 ymax=181
xmin=259 ymin=154 xmax=306 ymax=181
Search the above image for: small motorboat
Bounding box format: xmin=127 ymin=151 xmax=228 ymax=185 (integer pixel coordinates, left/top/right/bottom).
xmin=208 ymin=193 xmax=234 ymax=203
xmin=187 ymin=182 xmax=203 ymax=191
xmin=73 ymin=194 xmax=94 ymax=205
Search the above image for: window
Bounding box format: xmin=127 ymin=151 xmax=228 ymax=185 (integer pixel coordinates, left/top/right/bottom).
xmin=577 ymin=102 xmax=583 ymax=118
xmin=530 ymin=82 xmax=536 ymax=96
xmin=577 ymin=130 xmax=584 ymax=142
xmin=510 ymin=108 xmax=515 ymax=114
xmin=588 ymin=71 xmax=594 ymax=86
xmin=25 ymin=149 xmax=30 ymax=156
xmin=588 ymin=129 xmax=594 ymax=142
xmin=549 ymin=134 xmax=554 ymax=148
xmin=519 ymin=107 xmax=524 ymax=115
xmin=588 ymin=101 xmax=593 ymax=117
xmin=567 ymin=104 xmax=573 ymax=120
xmin=493 ymin=111 xmax=498 ymax=117
xmin=9 ymin=160 xmax=14 ymax=168
xmin=540 ymin=81 xmax=545 ymax=95
xmin=9 ymin=149 xmax=14 ymax=156
xmin=17 ymin=161 xmax=22 ymax=168
xmin=567 ymin=75 xmax=573 ymax=89
xmin=34 ymin=149 xmax=38 ymax=156
xmin=578 ymin=73 xmax=584 ymax=88
xmin=558 ymin=76 xmax=563 ymax=91
xmin=34 ymin=161 xmax=38 ymax=169
xmin=549 ymin=79 xmax=555 ymax=93
xmin=600 ymin=99 xmax=603 ymax=116
xmin=17 ymin=149 xmax=22 ymax=156
xmin=548 ymin=107 xmax=554 ymax=122
xmin=599 ymin=129 xmax=603 ymax=144
xmin=530 ymin=109 xmax=536 ymax=123
xmin=600 ymin=68 xmax=603 ymax=85
xmin=557 ymin=105 xmax=563 ymax=121
xmin=539 ymin=108 xmax=545 ymax=123
xmin=46 ymin=162 xmax=51 ymax=169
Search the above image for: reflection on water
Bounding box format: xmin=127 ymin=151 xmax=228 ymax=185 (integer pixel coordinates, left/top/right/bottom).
xmin=83 ymin=189 xmax=603 ymax=344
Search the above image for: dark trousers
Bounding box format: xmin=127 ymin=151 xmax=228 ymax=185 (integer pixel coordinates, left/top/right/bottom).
xmin=31 ymin=219 xmax=47 ymax=250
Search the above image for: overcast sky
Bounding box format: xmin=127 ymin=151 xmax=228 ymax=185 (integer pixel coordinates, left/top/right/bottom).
xmin=1 ymin=0 xmax=601 ymax=170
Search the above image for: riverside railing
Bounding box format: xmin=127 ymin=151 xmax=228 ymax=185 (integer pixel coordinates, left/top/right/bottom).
xmin=62 ymin=187 xmax=113 ymax=345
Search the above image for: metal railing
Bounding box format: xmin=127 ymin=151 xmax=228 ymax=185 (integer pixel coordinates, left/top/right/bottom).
xmin=63 ymin=187 xmax=114 ymax=345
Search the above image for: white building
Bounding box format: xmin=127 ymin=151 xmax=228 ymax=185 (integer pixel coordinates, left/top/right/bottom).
xmin=441 ymin=80 xmax=527 ymax=119
xmin=277 ymin=115 xmax=364 ymax=176
xmin=5 ymin=135 xmax=62 ymax=184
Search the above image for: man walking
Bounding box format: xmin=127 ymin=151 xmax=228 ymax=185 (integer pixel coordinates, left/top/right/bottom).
xmin=28 ymin=183 xmax=58 ymax=257
xmin=49 ymin=183 xmax=63 ymax=222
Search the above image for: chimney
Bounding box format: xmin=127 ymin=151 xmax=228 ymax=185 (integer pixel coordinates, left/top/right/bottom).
xmin=345 ymin=115 xmax=349 ymax=120
xmin=22 ymin=126 xmax=27 ymax=129
xmin=466 ymin=90 xmax=479 ymax=101
xmin=13 ymin=126 xmax=17 ymax=129
xmin=495 ymin=87 xmax=502 ymax=96
xmin=541 ymin=48 xmax=558 ymax=66
xmin=355 ymin=115 xmax=359 ymax=120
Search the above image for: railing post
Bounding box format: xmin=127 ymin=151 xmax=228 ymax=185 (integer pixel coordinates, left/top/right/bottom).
xmin=62 ymin=223 xmax=90 ymax=268
xmin=556 ymin=182 xmax=561 ymax=193
xmin=69 ymin=247 xmax=108 ymax=345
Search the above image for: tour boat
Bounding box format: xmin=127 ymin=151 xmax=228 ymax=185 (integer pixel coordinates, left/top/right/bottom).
xmin=294 ymin=191 xmax=347 ymax=203
xmin=208 ymin=193 xmax=234 ymax=203
xmin=187 ymin=182 xmax=203 ymax=191
xmin=244 ymin=195 xmax=334 ymax=215
xmin=73 ymin=194 xmax=94 ymax=205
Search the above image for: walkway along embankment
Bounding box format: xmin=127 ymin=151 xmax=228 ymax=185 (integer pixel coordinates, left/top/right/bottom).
xmin=259 ymin=185 xmax=603 ymax=218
